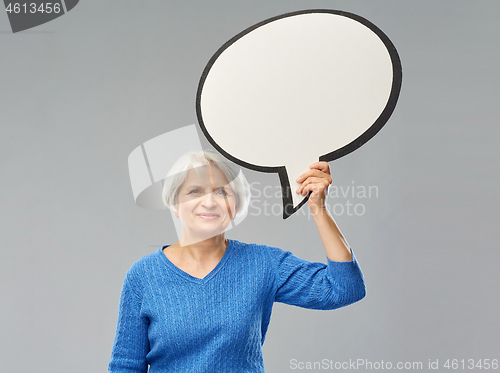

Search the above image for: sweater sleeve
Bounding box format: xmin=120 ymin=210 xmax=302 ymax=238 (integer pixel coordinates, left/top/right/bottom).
xmin=108 ymin=269 xmax=150 ymax=373
xmin=273 ymin=248 xmax=366 ymax=310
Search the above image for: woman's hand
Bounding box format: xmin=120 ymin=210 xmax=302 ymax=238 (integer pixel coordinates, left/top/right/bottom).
xmin=295 ymin=161 xmax=332 ymax=215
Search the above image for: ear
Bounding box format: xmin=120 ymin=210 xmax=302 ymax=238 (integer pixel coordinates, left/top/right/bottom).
xmin=172 ymin=206 xmax=180 ymax=218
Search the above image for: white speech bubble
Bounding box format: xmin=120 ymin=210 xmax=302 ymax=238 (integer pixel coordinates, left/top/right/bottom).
xmin=197 ymin=10 xmax=402 ymax=218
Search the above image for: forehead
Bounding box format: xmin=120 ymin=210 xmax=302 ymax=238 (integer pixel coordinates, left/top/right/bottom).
xmin=182 ymin=164 xmax=230 ymax=187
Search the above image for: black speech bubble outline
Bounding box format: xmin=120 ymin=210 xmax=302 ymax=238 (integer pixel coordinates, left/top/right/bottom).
xmin=196 ymin=9 xmax=402 ymax=219
xmin=3 ymin=0 xmax=79 ymax=33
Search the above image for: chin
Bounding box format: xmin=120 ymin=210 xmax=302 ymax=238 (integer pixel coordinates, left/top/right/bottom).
xmin=181 ymin=217 xmax=232 ymax=240
xmin=196 ymin=224 xmax=231 ymax=238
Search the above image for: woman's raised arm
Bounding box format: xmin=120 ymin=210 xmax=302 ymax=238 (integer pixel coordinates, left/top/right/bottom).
xmin=296 ymin=161 xmax=353 ymax=262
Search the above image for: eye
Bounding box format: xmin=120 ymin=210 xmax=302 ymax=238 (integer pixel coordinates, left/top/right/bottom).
xmin=188 ymin=189 xmax=200 ymax=195
xmin=215 ymin=188 xmax=228 ymax=196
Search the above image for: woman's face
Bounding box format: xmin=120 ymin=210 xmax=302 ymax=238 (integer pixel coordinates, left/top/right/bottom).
xmin=175 ymin=164 xmax=237 ymax=243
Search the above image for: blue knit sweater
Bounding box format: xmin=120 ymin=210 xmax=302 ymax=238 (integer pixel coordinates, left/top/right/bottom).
xmin=108 ymin=239 xmax=366 ymax=373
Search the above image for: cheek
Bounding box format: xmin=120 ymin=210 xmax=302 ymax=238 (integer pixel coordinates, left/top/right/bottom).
xmin=223 ymin=199 xmax=237 ymax=216
xmin=178 ymin=200 xmax=197 ymax=215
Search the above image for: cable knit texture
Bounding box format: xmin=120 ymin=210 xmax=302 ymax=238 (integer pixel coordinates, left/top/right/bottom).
xmin=108 ymin=239 xmax=366 ymax=373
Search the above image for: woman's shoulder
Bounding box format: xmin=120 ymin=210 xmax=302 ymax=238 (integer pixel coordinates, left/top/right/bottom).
xmin=229 ymin=239 xmax=288 ymax=261
xmin=125 ymin=247 xmax=165 ymax=278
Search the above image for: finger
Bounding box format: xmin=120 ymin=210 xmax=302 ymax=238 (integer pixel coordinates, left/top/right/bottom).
xmin=296 ymin=173 xmax=332 ymax=191
xmin=300 ymin=182 xmax=328 ymax=197
xmin=297 ymin=178 xmax=330 ymax=195
xmin=296 ymin=176 xmax=326 ymax=193
xmin=296 ymin=177 xmax=331 ymax=195
xmin=296 ymin=169 xmax=330 ymax=183
xmin=309 ymin=161 xmax=330 ymax=174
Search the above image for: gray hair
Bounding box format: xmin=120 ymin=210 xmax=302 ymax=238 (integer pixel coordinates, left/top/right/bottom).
xmin=162 ymin=149 xmax=251 ymax=217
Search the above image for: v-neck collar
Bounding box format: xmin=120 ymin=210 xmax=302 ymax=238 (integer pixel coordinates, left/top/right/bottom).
xmin=157 ymin=239 xmax=235 ymax=284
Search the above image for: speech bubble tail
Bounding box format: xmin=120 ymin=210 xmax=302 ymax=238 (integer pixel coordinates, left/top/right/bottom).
xmin=279 ymin=163 xmax=312 ymax=219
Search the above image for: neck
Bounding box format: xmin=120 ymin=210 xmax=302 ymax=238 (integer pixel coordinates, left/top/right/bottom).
xmin=177 ymin=234 xmax=228 ymax=262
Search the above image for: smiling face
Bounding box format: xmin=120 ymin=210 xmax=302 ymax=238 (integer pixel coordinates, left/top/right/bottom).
xmin=174 ymin=163 xmax=237 ymax=244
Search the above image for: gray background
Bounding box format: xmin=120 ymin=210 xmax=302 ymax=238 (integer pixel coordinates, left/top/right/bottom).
xmin=1 ymin=1 xmax=498 ymax=372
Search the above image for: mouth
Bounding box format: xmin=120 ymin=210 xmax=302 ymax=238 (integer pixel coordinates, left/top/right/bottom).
xmin=197 ymin=213 xmax=220 ymax=220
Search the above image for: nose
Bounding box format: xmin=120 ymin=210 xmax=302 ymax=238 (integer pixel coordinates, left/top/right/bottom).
xmin=201 ymin=190 xmax=217 ymax=207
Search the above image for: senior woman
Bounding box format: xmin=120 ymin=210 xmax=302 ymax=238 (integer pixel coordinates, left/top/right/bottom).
xmin=108 ymin=150 xmax=366 ymax=373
